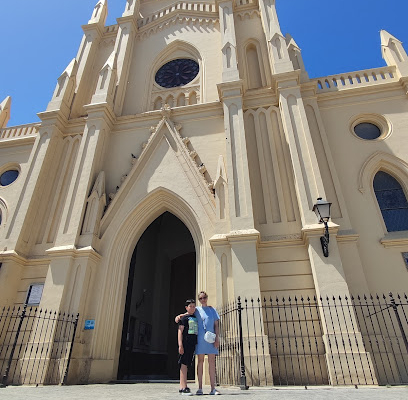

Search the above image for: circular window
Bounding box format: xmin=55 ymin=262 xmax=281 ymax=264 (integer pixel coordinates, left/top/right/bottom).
xmin=155 ymin=59 xmax=199 ymax=88
xmin=354 ymin=123 xmax=381 ymax=140
xmin=350 ymin=114 xmax=391 ymax=141
xmin=0 ymin=170 xmax=19 ymax=186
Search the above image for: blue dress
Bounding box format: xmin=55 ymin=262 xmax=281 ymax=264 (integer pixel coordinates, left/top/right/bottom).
xmin=195 ymin=306 xmax=220 ymax=355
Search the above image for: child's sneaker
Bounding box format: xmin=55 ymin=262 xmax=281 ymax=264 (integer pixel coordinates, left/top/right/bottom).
xmin=209 ymin=388 xmax=220 ymax=395
xmin=180 ymin=387 xmax=193 ymax=396
xmin=196 ymin=388 xmax=203 ymax=395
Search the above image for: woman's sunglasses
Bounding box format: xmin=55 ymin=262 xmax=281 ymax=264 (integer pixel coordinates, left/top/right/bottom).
xmin=199 ymin=296 xmax=208 ymax=300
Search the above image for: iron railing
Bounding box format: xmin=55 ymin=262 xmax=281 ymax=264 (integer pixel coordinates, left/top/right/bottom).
xmin=0 ymin=305 xmax=78 ymax=387
xmin=216 ymin=294 xmax=408 ymax=388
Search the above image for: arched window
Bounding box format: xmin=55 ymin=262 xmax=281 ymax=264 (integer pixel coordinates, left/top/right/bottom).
xmin=374 ymin=171 xmax=408 ymax=232
xmin=246 ymin=44 xmax=263 ymax=89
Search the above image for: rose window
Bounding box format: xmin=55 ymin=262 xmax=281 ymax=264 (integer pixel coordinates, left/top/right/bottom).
xmin=155 ymin=59 xmax=199 ymax=88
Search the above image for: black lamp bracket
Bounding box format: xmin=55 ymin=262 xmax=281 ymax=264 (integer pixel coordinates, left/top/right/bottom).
xmin=320 ymin=221 xmax=330 ymax=257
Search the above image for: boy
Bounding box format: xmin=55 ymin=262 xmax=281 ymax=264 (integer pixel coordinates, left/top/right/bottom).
xmin=178 ymin=299 xmax=198 ymax=396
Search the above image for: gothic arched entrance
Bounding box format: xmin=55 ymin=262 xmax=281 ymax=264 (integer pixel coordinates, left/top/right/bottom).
xmin=117 ymin=212 xmax=196 ymax=380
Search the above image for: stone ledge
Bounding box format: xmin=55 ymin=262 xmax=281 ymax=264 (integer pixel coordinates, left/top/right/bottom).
xmin=380 ymin=231 xmax=408 ymax=248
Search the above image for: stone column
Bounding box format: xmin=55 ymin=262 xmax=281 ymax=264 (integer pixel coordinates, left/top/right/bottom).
xmin=216 ymin=1 xmax=261 ymax=297
xmin=70 ymin=0 xmax=107 ymax=118
xmin=54 ymin=105 xmax=113 ymax=247
xmin=278 ymin=80 xmax=376 ymax=384
xmin=214 ymin=4 xmax=272 ymax=380
xmin=0 ymin=252 xmax=24 ymax=306
xmin=112 ymin=0 xmax=139 ymax=115
xmin=4 ymin=118 xmax=65 ymax=255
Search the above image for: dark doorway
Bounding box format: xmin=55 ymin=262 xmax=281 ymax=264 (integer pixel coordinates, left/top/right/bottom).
xmin=118 ymin=212 xmax=196 ymax=380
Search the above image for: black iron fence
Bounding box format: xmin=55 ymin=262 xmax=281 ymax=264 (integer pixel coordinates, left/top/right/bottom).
xmin=216 ymin=294 xmax=408 ymax=388
xmin=0 ymin=305 xmax=78 ymax=387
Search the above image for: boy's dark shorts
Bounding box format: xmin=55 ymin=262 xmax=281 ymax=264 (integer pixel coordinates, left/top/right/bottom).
xmin=178 ymin=343 xmax=196 ymax=368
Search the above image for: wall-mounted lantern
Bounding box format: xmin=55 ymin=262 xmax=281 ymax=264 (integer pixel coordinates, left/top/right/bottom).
xmin=312 ymin=197 xmax=332 ymax=257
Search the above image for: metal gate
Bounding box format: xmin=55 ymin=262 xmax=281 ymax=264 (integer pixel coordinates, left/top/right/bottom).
xmin=216 ymin=294 xmax=408 ymax=387
xmin=0 ymin=305 xmax=78 ymax=387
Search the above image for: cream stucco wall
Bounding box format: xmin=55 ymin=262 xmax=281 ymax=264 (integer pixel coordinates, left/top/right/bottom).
xmin=0 ymin=0 xmax=407 ymax=386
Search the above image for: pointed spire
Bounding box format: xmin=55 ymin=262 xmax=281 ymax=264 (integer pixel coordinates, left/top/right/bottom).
xmin=91 ymin=50 xmax=117 ymax=105
xmin=0 ymin=96 xmax=11 ymax=128
xmin=258 ymin=0 xmax=293 ymax=74
xmin=101 ymin=50 xmax=117 ymax=71
xmin=47 ymin=58 xmax=78 ymax=116
xmin=215 ymin=155 xmax=228 ymax=187
xmin=62 ymin=58 xmax=79 ymax=77
xmin=286 ymin=34 xmax=309 ymax=81
xmin=380 ymin=30 xmax=402 ymax=47
xmin=122 ymin=0 xmax=140 ymax=18
xmin=88 ymin=0 xmax=108 ymax=28
xmin=214 ymin=155 xmax=229 ymax=223
xmin=380 ymin=30 xmax=408 ymax=77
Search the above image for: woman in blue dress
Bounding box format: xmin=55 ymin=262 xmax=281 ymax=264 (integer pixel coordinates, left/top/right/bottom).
xmin=195 ymin=291 xmax=220 ymax=395
xmin=176 ymin=291 xmax=220 ymax=395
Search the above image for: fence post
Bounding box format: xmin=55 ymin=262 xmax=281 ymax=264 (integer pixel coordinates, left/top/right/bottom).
xmin=237 ymin=297 xmax=248 ymax=390
xmin=389 ymin=293 xmax=408 ymax=356
xmin=62 ymin=313 xmax=79 ymax=385
xmin=1 ymin=302 xmax=28 ymax=387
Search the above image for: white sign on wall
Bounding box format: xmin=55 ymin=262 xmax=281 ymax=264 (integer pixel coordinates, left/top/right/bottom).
xmin=26 ymin=284 xmax=44 ymax=306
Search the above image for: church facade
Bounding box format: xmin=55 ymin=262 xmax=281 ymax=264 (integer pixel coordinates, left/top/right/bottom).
xmin=0 ymin=0 xmax=408 ymax=385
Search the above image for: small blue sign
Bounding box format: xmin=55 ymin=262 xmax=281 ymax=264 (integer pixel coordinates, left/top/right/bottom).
xmin=84 ymin=320 xmax=95 ymax=330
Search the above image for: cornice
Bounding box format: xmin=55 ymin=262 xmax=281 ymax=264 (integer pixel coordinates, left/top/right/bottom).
xmin=37 ymin=108 xmax=72 ymax=131
xmin=0 ymin=250 xmax=28 ymax=265
xmin=273 ymin=70 xmax=302 ymax=93
xmin=336 ymin=230 xmax=360 ymax=243
xmin=217 ymin=80 xmax=244 ymax=100
xmin=242 ymin=88 xmax=278 ymax=109
xmin=137 ymin=14 xmax=219 ymax=40
xmin=82 ymin=22 xmax=104 ymax=38
xmin=84 ymin=102 xmax=117 ymax=128
xmin=209 ymin=229 xmax=261 ymax=249
xmin=46 ymin=245 xmax=102 ymax=262
xmin=116 ymin=15 xmax=138 ymax=32
xmin=380 ymin=231 xmax=408 ymax=249
xmin=301 ymin=222 xmax=340 ymax=241
xmin=114 ymin=101 xmax=223 ymax=131
xmin=0 ymin=135 xmax=36 ymax=148
xmin=258 ymin=234 xmax=303 ymax=248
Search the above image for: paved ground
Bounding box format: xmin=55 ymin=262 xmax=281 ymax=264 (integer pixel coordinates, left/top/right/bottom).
xmin=1 ymin=383 xmax=407 ymax=400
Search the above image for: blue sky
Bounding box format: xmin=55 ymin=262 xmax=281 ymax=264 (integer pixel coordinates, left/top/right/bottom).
xmin=1 ymin=0 xmax=407 ymax=126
